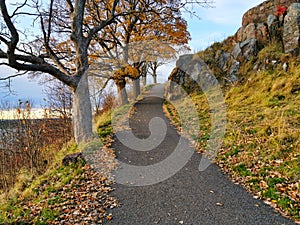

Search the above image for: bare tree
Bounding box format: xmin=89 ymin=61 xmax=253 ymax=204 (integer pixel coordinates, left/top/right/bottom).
xmin=0 ymin=0 xmax=214 ymax=142
xmin=0 ymin=0 xmax=120 ymax=143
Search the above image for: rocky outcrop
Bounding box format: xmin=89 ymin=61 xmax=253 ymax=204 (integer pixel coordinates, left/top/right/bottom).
xmin=168 ymin=0 xmax=300 ymax=91
xmin=208 ymin=1 xmax=300 ymax=80
xmin=238 ymin=0 xmax=300 ymax=54
xmin=283 ymin=3 xmax=300 ymax=55
xmin=232 ymin=39 xmax=259 ymax=61
xmin=236 ymin=23 xmax=269 ymax=45
xmin=166 ymin=54 xmax=219 ymax=98
xmin=62 ymin=152 xmax=85 ymax=166
xmin=242 ymin=0 xmax=295 ymax=26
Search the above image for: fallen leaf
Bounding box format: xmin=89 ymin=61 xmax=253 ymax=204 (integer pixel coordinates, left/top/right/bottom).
xmin=106 ymin=215 xmax=113 ymax=220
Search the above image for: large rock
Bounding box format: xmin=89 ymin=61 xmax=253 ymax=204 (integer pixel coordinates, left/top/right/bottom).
xmin=256 ymin=23 xmax=269 ymax=44
xmin=283 ymin=3 xmax=300 ymax=55
xmin=236 ymin=23 xmax=256 ymax=42
xmin=267 ymin=14 xmax=282 ymax=42
xmin=227 ymin=60 xmax=240 ymax=83
xmin=166 ymin=54 xmax=220 ymax=98
xmin=232 ymin=38 xmax=259 ymax=61
xmin=267 ymin=14 xmax=278 ymax=28
xmin=236 ymin=23 xmax=269 ymax=45
xmin=217 ymin=51 xmax=231 ymax=70
xmin=231 ymin=43 xmax=242 ymax=60
xmin=62 ymin=152 xmax=85 ymax=166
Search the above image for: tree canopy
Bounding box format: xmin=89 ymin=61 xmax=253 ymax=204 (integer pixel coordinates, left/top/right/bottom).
xmin=0 ymin=0 xmax=214 ymax=143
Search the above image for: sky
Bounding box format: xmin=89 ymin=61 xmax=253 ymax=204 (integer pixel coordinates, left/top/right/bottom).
xmin=0 ymin=0 xmax=265 ymax=106
xmin=186 ymin=0 xmax=264 ymax=52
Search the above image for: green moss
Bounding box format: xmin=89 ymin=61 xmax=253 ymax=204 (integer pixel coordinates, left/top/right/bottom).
xmin=233 ymin=164 xmax=252 ymax=177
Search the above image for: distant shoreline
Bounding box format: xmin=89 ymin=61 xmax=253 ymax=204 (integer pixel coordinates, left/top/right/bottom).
xmin=0 ymin=108 xmax=60 ymax=120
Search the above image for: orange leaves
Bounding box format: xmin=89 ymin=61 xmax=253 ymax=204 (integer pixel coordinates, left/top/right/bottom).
xmin=106 ymin=214 xmax=113 ymax=220
xmin=113 ymin=64 xmax=140 ymax=80
xmin=56 ymin=41 xmax=73 ymax=56
xmin=85 ymin=0 xmax=191 ymax=66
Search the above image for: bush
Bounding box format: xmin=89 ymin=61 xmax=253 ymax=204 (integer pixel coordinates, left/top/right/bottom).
xmin=0 ymin=102 xmax=72 ymax=194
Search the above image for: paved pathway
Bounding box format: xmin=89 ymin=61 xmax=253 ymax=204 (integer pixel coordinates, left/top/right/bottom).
xmin=105 ymin=84 xmax=295 ymax=225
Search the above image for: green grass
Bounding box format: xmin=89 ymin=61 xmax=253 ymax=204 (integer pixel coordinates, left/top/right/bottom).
xmin=233 ymin=164 xmax=252 ymax=177
xmin=263 ymin=187 xmax=280 ymax=199
xmin=0 ymin=76 xmax=156 ymax=224
xmin=0 ymin=141 xmax=87 ymax=224
xmin=37 ymin=208 xmax=60 ymax=224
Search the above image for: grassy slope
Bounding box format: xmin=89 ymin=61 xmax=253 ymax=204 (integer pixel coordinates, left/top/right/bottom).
xmin=0 ymin=140 xmax=117 ymax=224
xmin=165 ymin=44 xmax=300 ymax=222
xmin=0 ymin=85 xmax=154 ymax=224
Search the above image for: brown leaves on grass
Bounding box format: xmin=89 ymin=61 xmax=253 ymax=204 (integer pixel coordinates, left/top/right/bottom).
xmin=163 ymin=89 xmax=300 ymax=222
xmin=6 ymin=165 xmax=118 ymax=224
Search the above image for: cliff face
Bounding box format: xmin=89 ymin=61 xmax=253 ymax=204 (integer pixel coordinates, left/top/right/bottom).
xmin=168 ymin=0 xmax=300 ymax=93
xmin=242 ymin=0 xmax=296 ymax=26
xmin=237 ymin=1 xmax=300 ymax=55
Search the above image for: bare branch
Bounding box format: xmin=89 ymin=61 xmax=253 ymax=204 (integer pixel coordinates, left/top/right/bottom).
xmin=0 ymin=1 xmax=19 ymax=54
xmin=88 ymin=18 xmax=116 ymax=42
xmin=0 ymin=36 xmax=9 ymax=45
xmin=0 ymin=71 xmax=28 ymax=81
xmin=98 ymin=77 xmax=112 ymax=95
xmin=70 ymin=0 xmax=85 ymax=42
xmin=47 ymin=0 xmax=54 ymax=44
xmin=87 ymin=0 xmax=120 ymax=42
xmin=0 ymin=62 xmax=10 ymax=67
xmin=39 ymin=5 xmax=72 ymax=76
xmin=10 ymin=11 xmax=39 ymax=17
xmin=10 ymin=0 xmax=28 ymax=18
xmin=0 ymin=50 xmax=75 ymax=87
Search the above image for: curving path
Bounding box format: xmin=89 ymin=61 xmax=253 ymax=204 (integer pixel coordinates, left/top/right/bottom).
xmin=105 ymin=84 xmax=295 ymax=225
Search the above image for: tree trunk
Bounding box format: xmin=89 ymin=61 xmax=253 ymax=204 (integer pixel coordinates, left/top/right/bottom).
xmin=151 ymin=62 xmax=158 ymax=84
xmin=72 ymin=71 xmax=93 ymax=143
xmin=152 ymin=74 xmax=157 ymax=84
xmin=133 ymin=78 xmax=141 ymax=99
xmin=142 ymin=75 xmax=147 ymax=86
xmin=116 ymin=78 xmax=129 ymax=105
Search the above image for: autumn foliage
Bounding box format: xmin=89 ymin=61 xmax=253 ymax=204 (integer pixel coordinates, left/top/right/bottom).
xmin=86 ymin=0 xmax=191 ymax=104
xmin=274 ymin=4 xmax=287 ymax=17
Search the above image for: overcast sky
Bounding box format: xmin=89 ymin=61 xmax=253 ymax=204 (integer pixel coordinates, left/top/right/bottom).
xmin=0 ymin=0 xmax=265 ymax=106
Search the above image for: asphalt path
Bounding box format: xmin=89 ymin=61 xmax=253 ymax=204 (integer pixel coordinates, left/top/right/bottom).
xmin=105 ymin=84 xmax=295 ymax=225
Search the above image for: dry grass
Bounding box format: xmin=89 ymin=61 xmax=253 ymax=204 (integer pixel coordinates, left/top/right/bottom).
xmin=0 ymin=103 xmax=72 ymax=194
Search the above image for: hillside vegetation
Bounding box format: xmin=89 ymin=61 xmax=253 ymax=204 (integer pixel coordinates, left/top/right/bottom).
xmin=0 ymin=139 xmax=119 ymax=224
xmin=165 ymin=42 xmax=300 ymax=222
xmin=0 ymin=85 xmax=153 ymax=224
